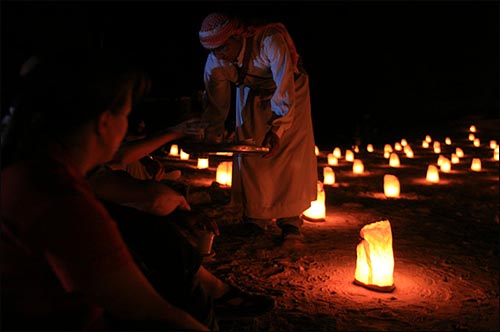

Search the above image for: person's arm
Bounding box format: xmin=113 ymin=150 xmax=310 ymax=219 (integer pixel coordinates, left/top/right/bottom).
xmin=264 ymin=30 xmax=298 ymax=139
xmin=110 ymin=129 xmax=183 ymax=167
xmin=202 ymin=55 xmax=236 ymax=142
xmin=88 ymin=167 xmax=190 ymax=216
xmin=110 ymin=117 xmax=208 ymax=168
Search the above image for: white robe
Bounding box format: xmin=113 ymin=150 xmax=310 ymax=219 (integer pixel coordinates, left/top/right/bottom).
xmin=202 ymin=25 xmax=318 ymax=219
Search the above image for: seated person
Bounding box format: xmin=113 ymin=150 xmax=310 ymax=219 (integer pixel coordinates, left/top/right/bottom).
xmin=88 ymin=119 xmax=276 ymax=324
xmin=0 ymin=50 xmax=211 ymax=331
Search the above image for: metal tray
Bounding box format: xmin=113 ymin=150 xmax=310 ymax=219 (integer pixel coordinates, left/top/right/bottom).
xmin=180 ymin=142 xmax=270 ymax=155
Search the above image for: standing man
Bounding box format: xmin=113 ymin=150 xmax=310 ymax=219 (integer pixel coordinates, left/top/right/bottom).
xmin=198 ymin=12 xmax=318 ymax=247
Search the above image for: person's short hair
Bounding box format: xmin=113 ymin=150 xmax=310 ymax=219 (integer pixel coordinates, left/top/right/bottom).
xmin=1 ymin=49 xmax=150 ymax=167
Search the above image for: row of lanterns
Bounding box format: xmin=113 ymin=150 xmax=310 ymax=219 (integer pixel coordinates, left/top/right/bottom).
xmin=162 ymin=124 xmax=493 ymax=293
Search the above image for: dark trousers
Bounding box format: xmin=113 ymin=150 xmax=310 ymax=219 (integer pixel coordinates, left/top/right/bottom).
xmin=101 ymin=201 xmax=218 ymax=331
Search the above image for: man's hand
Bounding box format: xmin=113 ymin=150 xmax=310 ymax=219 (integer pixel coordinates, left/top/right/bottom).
xmin=262 ymin=130 xmax=280 ymax=159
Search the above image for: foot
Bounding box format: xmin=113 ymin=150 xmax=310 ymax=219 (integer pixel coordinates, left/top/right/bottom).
xmin=281 ymin=225 xmax=304 ymax=249
xmin=214 ymin=286 xmax=275 ymax=318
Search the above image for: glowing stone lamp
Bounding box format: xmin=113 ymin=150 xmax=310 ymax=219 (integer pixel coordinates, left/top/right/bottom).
xmin=383 ymin=174 xmax=400 ymax=198
xmin=215 ymin=161 xmax=232 ymax=186
xmin=302 ymin=181 xmax=326 ymax=222
xmin=354 ymin=220 xmax=395 ymax=292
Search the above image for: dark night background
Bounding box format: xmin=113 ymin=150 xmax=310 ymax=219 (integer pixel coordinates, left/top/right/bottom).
xmin=1 ymin=0 xmax=498 ymax=148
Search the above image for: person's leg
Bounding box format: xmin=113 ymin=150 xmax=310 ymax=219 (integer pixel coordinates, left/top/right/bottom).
xmin=100 ymin=200 xmax=218 ymax=330
xmin=197 ymin=265 xmax=230 ymax=299
xmin=197 ymin=266 xmax=275 ymax=318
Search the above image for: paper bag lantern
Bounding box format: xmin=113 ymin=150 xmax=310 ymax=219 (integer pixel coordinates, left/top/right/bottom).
xmin=302 ymin=181 xmax=326 ymax=222
xmin=169 ymin=144 xmax=179 ymax=156
xmin=456 ymin=147 xmax=464 ymax=158
xmin=470 ymin=158 xmax=482 ymax=172
xmin=384 ymin=174 xmax=400 ymax=198
xmin=389 ymin=152 xmax=400 ymax=167
xmin=426 ymin=164 xmax=440 ymax=183
xmin=323 ymin=166 xmax=335 ymax=185
xmin=197 ymin=157 xmax=209 ymax=169
xmin=345 ymin=149 xmax=354 ymax=162
xmin=216 ymin=161 xmax=232 ymax=186
xmin=352 ymin=159 xmax=364 ymax=174
xmin=354 ymin=220 xmax=395 ymax=292
xmin=180 ymin=149 xmax=190 ymax=160
xmin=433 ymin=141 xmax=441 ymax=154
xmin=327 ymin=153 xmax=338 ymax=165
xmin=440 ymin=157 xmax=451 ymax=173
xmin=366 ymin=144 xmax=374 ymax=153
xmin=333 ymin=147 xmax=342 ymax=158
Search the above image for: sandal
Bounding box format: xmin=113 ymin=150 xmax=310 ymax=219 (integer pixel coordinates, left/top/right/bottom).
xmin=214 ymin=286 xmax=275 ymax=318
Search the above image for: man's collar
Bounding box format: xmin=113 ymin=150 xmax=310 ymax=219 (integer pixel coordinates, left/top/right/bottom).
xmin=235 ymin=36 xmax=246 ymax=67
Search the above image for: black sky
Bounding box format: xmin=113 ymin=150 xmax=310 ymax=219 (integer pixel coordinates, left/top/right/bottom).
xmin=2 ymin=1 xmax=498 ymax=146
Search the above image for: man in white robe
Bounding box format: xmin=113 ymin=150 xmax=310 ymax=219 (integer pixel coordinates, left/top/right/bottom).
xmin=199 ymin=12 xmax=318 ymax=246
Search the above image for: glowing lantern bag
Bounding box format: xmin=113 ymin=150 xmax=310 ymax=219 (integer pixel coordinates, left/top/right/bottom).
xmin=354 ymin=220 xmax=395 ymax=292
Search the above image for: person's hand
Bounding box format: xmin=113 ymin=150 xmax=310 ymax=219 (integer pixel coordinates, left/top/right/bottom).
xmin=170 ymin=117 xmax=208 ymax=140
xmin=148 ymin=184 xmax=191 ymax=216
xmin=171 ymin=209 xmax=220 ymax=236
xmin=262 ymin=129 xmax=280 ymax=159
xmin=140 ymin=156 xmax=164 ymax=181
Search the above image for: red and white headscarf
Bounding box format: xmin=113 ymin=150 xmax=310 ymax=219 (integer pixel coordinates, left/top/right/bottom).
xmin=199 ymin=12 xmax=242 ymax=50
xmin=199 ymin=12 xmax=300 ymax=70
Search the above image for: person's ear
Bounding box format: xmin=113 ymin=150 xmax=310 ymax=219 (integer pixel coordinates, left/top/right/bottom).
xmin=96 ymin=110 xmax=113 ymax=138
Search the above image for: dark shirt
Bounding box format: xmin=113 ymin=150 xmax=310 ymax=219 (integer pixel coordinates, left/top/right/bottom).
xmin=1 ymin=146 xmax=134 ymax=330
